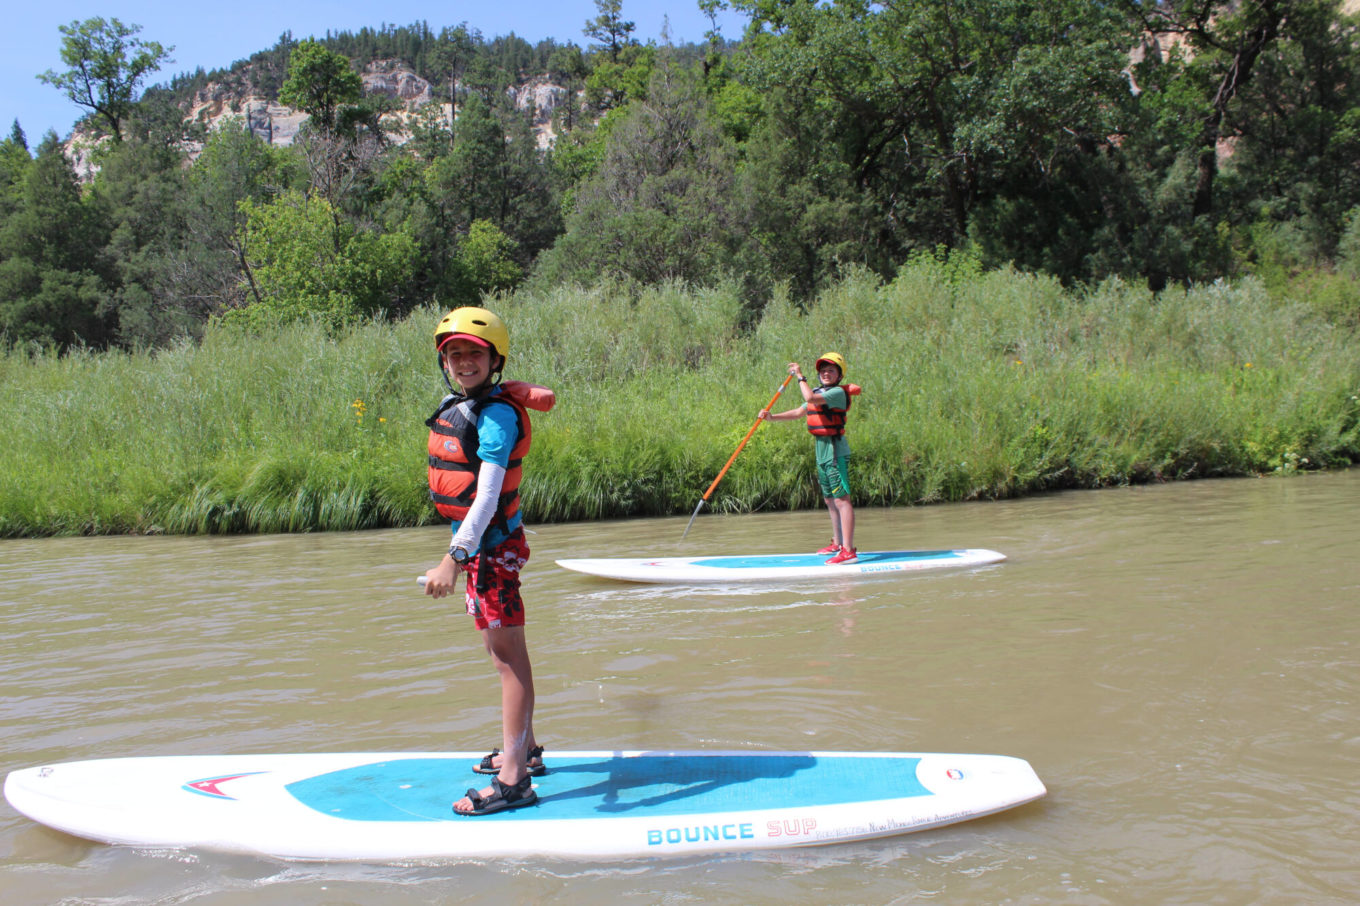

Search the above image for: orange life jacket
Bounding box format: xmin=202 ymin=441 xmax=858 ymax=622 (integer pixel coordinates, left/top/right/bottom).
xmin=806 ymin=383 xmax=861 ymax=437
xmin=426 ymin=387 xmax=533 ymax=523
xmin=498 ymin=380 xmax=555 ymax=413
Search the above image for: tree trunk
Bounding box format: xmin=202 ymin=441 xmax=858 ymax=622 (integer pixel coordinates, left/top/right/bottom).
xmin=1191 ymin=5 xmax=1284 ymax=218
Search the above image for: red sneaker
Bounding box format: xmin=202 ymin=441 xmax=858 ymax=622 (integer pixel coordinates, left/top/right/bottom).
xmin=826 ymin=547 xmax=858 ymax=565
xmin=816 ymin=541 xmax=841 ymax=555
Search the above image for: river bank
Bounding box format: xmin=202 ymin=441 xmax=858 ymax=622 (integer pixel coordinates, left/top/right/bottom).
xmin=2 ymin=261 xmax=1357 ymax=537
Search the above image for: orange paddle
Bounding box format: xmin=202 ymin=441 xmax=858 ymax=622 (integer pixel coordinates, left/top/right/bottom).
xmin=681 ymin=373 xmax=794 ymax=539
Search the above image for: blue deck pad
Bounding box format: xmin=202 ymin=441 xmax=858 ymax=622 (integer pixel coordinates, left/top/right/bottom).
xmin=286 ymin=754 xmax=928 ymax=823
xmin=689 ymin=551 xmax=960 ymax=570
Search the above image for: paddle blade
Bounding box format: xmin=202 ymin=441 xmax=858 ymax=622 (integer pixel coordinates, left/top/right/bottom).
xmin=680 ymin=498 xmax=706 ymax=540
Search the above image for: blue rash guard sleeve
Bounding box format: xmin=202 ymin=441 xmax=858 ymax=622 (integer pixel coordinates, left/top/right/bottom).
xmin=474 ymin=399 xmax=517 ymax=469
xmin=449 ymin=396 xmax=523 ymax=550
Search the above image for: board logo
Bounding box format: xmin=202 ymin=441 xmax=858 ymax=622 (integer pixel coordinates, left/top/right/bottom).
xmin=766 ymin=817 xmax=818 ymax=838
xmin=647 ymin=823 xmax=755 ymax=846
xmin=945 ymin=768 xmax=965 ymax=780
xmin=183 ymin=773 xmax=265 ymax=799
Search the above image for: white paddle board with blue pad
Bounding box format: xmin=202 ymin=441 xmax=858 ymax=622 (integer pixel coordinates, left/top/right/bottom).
xmin=556 ymin=549 xmax=1006 ymax=584
xmin=5 ymin=749 xmax=1044 ymax=860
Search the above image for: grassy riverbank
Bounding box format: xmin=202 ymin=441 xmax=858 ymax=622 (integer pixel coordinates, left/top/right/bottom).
xmin=3 ymin=258 xmax=1358 ymax=537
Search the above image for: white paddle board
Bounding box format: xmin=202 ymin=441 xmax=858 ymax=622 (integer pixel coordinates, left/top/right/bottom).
xmin=556 ymin=549 xmax=1006 ymax=583
xmin=4 ymin=750 xmax=1044 ymax=860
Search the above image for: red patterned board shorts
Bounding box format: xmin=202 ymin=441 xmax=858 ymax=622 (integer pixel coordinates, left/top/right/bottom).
xmin=463 ymin=529 xmax=530 ymax=630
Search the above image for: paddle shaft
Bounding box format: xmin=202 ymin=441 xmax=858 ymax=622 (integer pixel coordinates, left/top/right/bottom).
xmin=682 ymin=373 xmax=794 ymax=538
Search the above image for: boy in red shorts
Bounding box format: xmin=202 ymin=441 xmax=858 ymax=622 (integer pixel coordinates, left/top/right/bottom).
xmin=422 ymin=306 xmax=554 ymax=815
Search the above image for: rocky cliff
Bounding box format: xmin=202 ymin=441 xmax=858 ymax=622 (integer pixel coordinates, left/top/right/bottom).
xmin=180 ymin=59 xmax=572 ymax=152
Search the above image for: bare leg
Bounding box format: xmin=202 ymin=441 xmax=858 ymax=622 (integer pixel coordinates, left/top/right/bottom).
xmin=829 ymin=496 xmax=855 ymax=551
xmin=824 ymin=496 xmax=844 ymax=548
xmin=454 ymin=625 xmax=535 ymax=813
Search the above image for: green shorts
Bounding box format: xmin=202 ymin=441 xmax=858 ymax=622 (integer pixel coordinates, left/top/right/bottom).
xmin=817 ymin=456 xmax=852 ymax=499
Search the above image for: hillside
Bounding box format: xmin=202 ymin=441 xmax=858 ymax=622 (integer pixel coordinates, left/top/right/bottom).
xmin=181 ymin=58 xmax=572 ymax=151
xmin=119 ymin=2 xmax=1360 ymax=161
xmin=13 ymin=5 xmax=1360 ymax=355
xmin=177 ymin=23 xmax=710 ymax=142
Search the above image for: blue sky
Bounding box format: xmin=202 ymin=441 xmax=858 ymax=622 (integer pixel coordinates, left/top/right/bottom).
xmin=4 ymin=1 xmax=749 ymax=145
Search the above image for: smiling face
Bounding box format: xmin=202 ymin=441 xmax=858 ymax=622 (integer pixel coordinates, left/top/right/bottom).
xmin=440 ymin=338 xmax=494 ymax=393
xmin=817 ymin=361 xmax=842 ymax=386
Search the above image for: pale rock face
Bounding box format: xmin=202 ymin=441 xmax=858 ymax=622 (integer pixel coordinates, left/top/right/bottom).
xmin=507 ymin=75 xmax=576 ymax=149
xmin=362 ymin=59 xmax=433 ymax=107
xmin=183 ymin=77 xmax=309 ymax=148
xmin=64 ymin=132 xmax=109 ymax=182
xmin=179 ymin=61 xmax=571 ymax=151
xmin=173 ymin=60 xmax=433 ymax=151
xmin=64 ymin=56 xmax=582 ymax=171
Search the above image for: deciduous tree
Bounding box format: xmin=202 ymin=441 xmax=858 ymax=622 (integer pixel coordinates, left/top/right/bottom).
xmin=278 ymin=39 xmax=363 ymax=134
xmin=37 ymin=18 xmax=172 ymax=142
xmin=226 ymin=190 xmax=418 ymax=330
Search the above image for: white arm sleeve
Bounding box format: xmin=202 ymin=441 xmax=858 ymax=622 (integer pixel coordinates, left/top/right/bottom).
xmin=450 ymin=461 xmax=507 ymax=553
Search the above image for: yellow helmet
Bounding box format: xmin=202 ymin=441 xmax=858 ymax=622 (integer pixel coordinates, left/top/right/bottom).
xmin=434 ymin=306 xmax=509 ymax=361
xmin=815 ymin=352 xmax=846 ymax=379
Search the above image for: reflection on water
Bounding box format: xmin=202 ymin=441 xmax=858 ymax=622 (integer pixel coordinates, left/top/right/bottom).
xmin=2 ymin=470 xmax=1358 ymax=904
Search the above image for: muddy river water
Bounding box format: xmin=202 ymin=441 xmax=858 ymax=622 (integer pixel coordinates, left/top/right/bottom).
xmin=1 ymin=470 xmax=1357 ymax=904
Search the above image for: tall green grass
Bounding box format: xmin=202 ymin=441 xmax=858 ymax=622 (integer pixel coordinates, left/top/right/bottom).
xmin=2 ymin=261 xmax=1357 ymax=536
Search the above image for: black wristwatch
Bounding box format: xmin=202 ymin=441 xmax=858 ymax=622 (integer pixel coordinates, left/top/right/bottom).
xmin=450 ymin=546 xmax=472 ymax=566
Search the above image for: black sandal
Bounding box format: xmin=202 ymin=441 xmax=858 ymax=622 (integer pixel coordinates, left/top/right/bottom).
xmin=473 ymin=744 xmax=546 ymax=776
xmin=455 ymin=775 xmax=538 ymax=816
